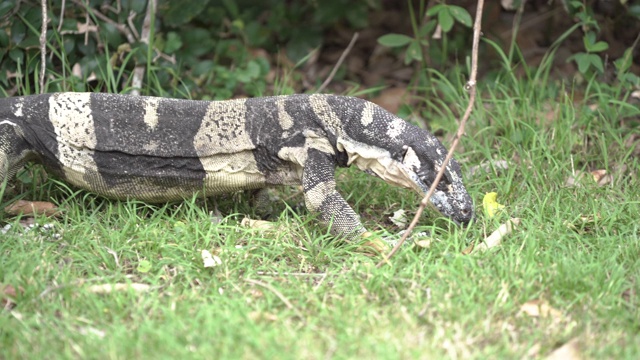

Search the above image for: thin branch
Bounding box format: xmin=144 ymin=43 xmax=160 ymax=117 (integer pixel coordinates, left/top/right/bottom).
xmin=72 ymin=0 xmax=137 ymax=43
xmin=376 ymin=0 xmax=485 ymax=267
xmin=57 ymin=0 xmax=65 ymax=32
xmin=39 ymin=0 xmax=47 ymax=93
xmin=131 ymin=0 xmax=156 ymax=95
xmin=317 ymin=32 xmax=359 ymax=93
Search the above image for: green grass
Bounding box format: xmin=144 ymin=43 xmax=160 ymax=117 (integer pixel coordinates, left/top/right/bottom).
xmin=2 ymin=67 xmax=640 ymax=358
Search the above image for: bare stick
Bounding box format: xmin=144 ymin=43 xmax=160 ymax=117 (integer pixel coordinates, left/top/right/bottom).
xmin=131 ymin=0 xmax=157 ymax=95
xmin=39 ymin=0 xmax=48 ymax=93
xmin=317 ymin=32 xmax=359 ymax=93
xmin=376 ymin=0 xmax=485 ymax=267
xmin=72 ymin=0 xmax=137 ymax=43
xmin=471 ymin=218 xmax=521 ymax=253
xmin=57 ymin=0 xmax=66 ymax=31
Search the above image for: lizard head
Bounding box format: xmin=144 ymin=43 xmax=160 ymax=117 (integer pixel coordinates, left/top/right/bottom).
xmin=400 ymin=144 xmax=474 ymax=225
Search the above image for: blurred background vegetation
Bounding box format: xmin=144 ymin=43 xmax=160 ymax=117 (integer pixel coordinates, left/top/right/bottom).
xmin=0 ymin=0 xmax=638 ymax=102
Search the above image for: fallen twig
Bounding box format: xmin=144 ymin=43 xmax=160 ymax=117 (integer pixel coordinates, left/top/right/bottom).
xmin=87 ymin=283 xmax=151 ymax=294
xmin=471 ymin=218 xmax=521 ymax=253
xmin=376 ymin=0 xmax=485 ymax=267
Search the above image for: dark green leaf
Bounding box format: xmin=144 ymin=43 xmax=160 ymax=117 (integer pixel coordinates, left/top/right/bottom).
xmin=10 ymin=20 xmax=26 ymax=44
xmin=448 ymin=5 xmax=472 ymax=27
xmin=63 ymin=38 xmax=75 ymax=54
xmin=23 ymin=6 xmax=42 ymax=27
xmin=583 ymin=31 xmax=596 ymax=49
xmin=589 ymin=41 xmax=609 ymax=53
xmin=588 ymin=53 xmax=604 ymax=73
xmin=576 ymin=55 xmax=590 ymax=73
xmin=192 ymin=60 xmax=214 ymax=76
xmin=221 ymin=0 xmax=239 ymax=18
xmin=0 ymin=29 xmax=9 ymax=47
xmin=418 ymin=20 xmax=437 ymax=38
xmin=286 ymin=28 xmax=322 ymax=62
xmin=254 ymin=56 xmax=270 ymax=75
xmin=246 ymin=60 xmax=261 ymax=78
xmin=614 ymin=48 xmax=633 ymax=74
xmin=377 ymin=33 xmax=413 ymax=47
xmin=438 ymin=8 xmax=454 ymax=33
xmin=181 ymin=27 xmax=215 ymax=58
xmin=160 ymin=0 xmax=211 ymax=27
xmin=19 ymin=34 xmax=40 ymax=48
xmin=8 ymin=48 xmax=24 ymax=64
xmin=406 ymin=40 xmax=423 ymax=62
xmin=0 ymin=1 xmax=14 ymax=17
xmin=620 ymin=73 xmax=640 ymax=86
xmin=568 ymin=53 xmax=591 ymax=74
xmin=426 ymin=4 xmax=443 ymax=17
xmin=164 ymin=32 xmax=182 ymax=54
xmin=101 ymin=23 xmax=124 ymax=47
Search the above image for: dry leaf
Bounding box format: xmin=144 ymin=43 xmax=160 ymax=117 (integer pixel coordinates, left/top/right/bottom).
xmin=590 ymin=169 xmax=612 ymax=186
xmin=432 ymin=24 xmax=442 ymax=39
xmin=501 ymin=0 xmax=518 ymax=10
xmin=77 ymin=326 xmax=106 ymax=338
xmin=565 ymin=171 xmax=586 ymax=187
xmin=87 ymin=283 xmax=151 ymax=294
xmin=72 ymin=63 xmax=83 ymax=78
xmin=4 ymin=200 xmax=60 ymax=217
xmin=471 ymin=218 xmax=521 ymax=253
xmin=546 ymin=338 xmax=581 ymax=360
xmin=201 ymin=249 xmax=222 ymax=268
xmin=564 ymin=214 xmax=598 ymax=234
xmin=248 ymin=311 xmax=278 ymax=322
xmin=566 ymin=169 xmax=615 ymax=187
xmin=520 ymin=299 xmax=563 ymax=320
xmin=1 ymin=284 xmax=23 ymax=309
xmin=414 ymin=239 xmax=432 ymax=248
xmin=388 ymin=209 xmax=408 ymax=228
xmin=241 ymin=217 xmax=277 ymax=230
xmin=359 ymin=232 xmax=391 ymax=255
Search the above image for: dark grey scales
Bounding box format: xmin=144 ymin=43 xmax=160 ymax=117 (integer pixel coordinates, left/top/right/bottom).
xmin=0 ymin=92 xmax=473 ymax=242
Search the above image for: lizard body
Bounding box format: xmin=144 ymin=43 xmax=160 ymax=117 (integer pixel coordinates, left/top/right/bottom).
xmin=0 ymin=93 xmax=473 ymax=237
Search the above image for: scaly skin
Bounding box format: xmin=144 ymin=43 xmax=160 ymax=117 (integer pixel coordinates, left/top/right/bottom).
xmin=0 ymin=93 xmax=474 ymax=239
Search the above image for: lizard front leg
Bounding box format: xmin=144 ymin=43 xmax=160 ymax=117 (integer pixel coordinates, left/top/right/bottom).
xmin=301 ymin=148 xmax=365 ymax=238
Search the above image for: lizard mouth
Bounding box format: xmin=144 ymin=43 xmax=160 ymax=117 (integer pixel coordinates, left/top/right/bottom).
xmin=408 ymin=173 xmax=474 ymax=226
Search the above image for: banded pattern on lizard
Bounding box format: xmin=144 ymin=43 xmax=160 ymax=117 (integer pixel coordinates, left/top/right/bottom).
xmin=0 ymin=92 xmax=473 ymax=238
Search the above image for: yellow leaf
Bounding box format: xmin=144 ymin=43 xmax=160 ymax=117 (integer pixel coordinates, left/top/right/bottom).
xmin=483 ymin=192 xmax=505 ymax=218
